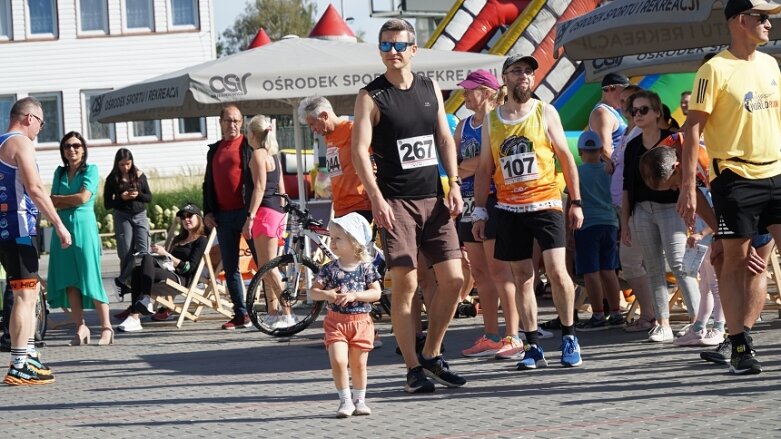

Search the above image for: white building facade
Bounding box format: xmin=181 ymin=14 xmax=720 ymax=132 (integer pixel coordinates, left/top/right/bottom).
xmin=0 ymin=0 xmax=220 ymax=181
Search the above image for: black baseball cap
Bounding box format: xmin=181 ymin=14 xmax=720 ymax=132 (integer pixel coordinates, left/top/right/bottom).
xmin=177 ymin=203 xmax=202 ymax=218
xmin=601 ymin=73 xmax=630 ymax=88
xmin=503 ymin=54 xmax=539 ymax=73
xmin=724 ymin=0 xmax=781 ymax=19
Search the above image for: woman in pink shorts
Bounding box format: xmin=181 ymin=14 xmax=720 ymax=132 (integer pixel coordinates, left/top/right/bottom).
xmin=310 ymin=213 xmax=382 ymax=418
xmin=242 ymin=115 xmax=289 ymax=327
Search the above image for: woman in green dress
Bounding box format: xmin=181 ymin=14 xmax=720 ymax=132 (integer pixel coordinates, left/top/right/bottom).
xmin=47 ymin=132 xmax=113 ymax=346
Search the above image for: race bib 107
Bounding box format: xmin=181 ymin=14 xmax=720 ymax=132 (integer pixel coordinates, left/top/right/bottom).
xmin=396 ymin=134 xmax=437 ymax=169
xmin=500 ymin=151 xmax=538 ymax=184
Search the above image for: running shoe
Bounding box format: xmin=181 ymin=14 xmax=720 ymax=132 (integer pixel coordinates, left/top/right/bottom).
xmin=624 ymin=317 xmax=655 ymax=333
xmin=4 ymin=363 xmax=55 ymax=386
xmin=516 ymin=344 xmax=548 ymax=370
xmin=221 ymin=315 xmax=251 ymax=330
xmin=151 ymin=308 xmax=173 ymax=321
xmin=673 ymin=328 xmax=706 ymax=347
xmin=675 ymin=323 xmax=693 ymax=338
xmin=133 ymin=296 xmax=155 ymax=316
xmin=606 ymin=313 xmax=625 ymax=328
xmin=729 ymin=344 xmax=762 ymax=375
xmin=700 ymin=329 xmax=725 ymax=347
xmin=701 ymin=338 xmax=731 ymax=365
xmin=461 ymin=336 xmax=502 ymax=358
xmin=576 ymin=316 xmax=608 ymax=332
xmin=404 ymin=366 xmax=435 ymax=394
xmin=560 ymin=336 xmax=583 ymax=367
xmin=25 ymin=355 xmax=52 ymax=376
xmin=419 ymin=354 xmax=466 ymax=388
xmin=353 ymin=400 xmax=372 ymax=416
xmin=648 ymin=325 xmax=673 ymax=342
xmin=494 ymin=336 xmax=524 ymax=360
xmin=117 ymin=316 xmax=143 ymax=332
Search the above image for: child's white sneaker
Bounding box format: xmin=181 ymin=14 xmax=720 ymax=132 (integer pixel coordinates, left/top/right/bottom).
xmin=336 ymin=399 xmax=355 ymax=418
xmin=353 ymin=399 xmax=371 ymax=416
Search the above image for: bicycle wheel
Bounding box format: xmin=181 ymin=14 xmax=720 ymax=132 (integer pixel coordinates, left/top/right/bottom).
xmin=35 ymin=284 xmax=47 ymax=340
xmin=246 ymin=253 xmax=324 ymax=337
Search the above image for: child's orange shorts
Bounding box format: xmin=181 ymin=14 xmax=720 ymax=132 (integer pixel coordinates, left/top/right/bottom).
xmin=323 ymin=311 xmax=375 ymax=352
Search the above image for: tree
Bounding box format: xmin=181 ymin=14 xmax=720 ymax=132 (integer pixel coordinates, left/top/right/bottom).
xmin=218 ymin=0 xmax=317 ymax=56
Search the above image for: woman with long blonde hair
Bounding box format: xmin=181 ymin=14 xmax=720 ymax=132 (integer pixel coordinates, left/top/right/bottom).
xmin=242 ymin=115 xmax=291 ymax=328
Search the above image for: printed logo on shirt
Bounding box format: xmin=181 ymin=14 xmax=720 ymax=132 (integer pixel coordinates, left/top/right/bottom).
xmin=696 ymin=78 xmax=709 ymax=104
xmin=498 ymin=135 xmax=539 ymax=184
xmin=743 ymin=91 xmax=779 ymax=113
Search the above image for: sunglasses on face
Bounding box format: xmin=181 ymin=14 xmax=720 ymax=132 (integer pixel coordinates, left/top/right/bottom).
xmin=741 ymin=12 xmax=771 ymax=24
xmin=379 ymin=41 xmax=413 ymax=53
xmin=64 ymin=143 xmax=83 ymax=150
xmin=178 ymin=212 xmax=196 ymax=219
xmin=631 ymin=106 xmax=651 ymax=117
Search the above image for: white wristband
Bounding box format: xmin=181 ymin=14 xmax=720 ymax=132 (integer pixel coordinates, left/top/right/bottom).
xmin=471 ymin=206 xmax=489 ymax=222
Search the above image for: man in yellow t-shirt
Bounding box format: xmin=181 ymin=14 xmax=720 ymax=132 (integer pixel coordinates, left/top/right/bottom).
xmin=679 ymin=0 xmax=781 ymax=376
xmin=472 ymin=54 xmax=584 ymax=369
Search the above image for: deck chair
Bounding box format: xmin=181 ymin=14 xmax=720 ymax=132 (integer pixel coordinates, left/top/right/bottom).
xmin=152 ymin=228 xmax=234 ymax=328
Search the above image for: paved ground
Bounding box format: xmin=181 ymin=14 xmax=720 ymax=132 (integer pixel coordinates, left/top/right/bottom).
xmin=4 ymin=252 xmax=781 ymax=438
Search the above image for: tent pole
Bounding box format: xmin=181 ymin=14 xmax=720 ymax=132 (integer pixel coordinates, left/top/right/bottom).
xmin=291 ymin=102 xmax=307 ymax=212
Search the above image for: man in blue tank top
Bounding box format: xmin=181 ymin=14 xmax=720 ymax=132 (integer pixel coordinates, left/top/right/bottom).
xmin=1 ymin=97 xmax=71 ymax=386
xmin=588 ymin=73 xmax=629 ymax=174
xmin=352 ymin=18 xmax=466 ymax=394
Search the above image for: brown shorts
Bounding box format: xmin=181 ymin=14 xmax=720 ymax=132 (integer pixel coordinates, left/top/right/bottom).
xmin=379 ymin=197 xmax=461 ymax=269
xmin=323 ymin=311 xmax=375 ymax=352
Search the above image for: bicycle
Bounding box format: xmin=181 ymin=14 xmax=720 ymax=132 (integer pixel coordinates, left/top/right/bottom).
xmin=245 ymin=193 xmax=334 ymax=336
xmin=246 ymin=193 xmax=388 ymax=337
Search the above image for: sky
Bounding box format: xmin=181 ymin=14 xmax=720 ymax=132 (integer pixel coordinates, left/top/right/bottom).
xmin=213 ymin=0 xmax=393 ymax=41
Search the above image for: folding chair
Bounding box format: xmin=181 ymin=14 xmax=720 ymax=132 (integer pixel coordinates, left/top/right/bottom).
xmin=152 ymin=229 xmax=233 ymax=328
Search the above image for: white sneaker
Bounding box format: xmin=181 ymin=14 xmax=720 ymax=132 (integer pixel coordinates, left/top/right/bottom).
xmin=277 ymin=314 xmax=298 ymax=328
xmin=675 ymin=323 xmax=693 ymax=338
xmin=263 ymin=314 xmax=279 ymax=329
xmin=353 ymin=399 xmax=371 ymax=416
xmin=701 ymin=328 xmax=725 ymax=346
xmin=117 ymin=316 xmax=143 ymax=332
xmin=673 ymin=327 xmax=706 ymax=346
xmin=648 ymin=325 xmax=673 ymax=342
xmin=336 ymin=399 xmax=355 ymax=418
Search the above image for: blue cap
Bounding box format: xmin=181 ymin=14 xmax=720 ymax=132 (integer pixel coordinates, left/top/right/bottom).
xmin=578 ymin=131 xmax=602 ymax=151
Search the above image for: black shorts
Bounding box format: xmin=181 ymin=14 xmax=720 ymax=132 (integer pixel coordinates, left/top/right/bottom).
xmin=0 ymin=237 xmax=40 ymax=291
xmin=458 ymin=195 xmax=498 ymax=243
xmin=710 ymin=169 xmax=781 ymax=239
xmin=494 ymin=209 xmax=566 ymax=261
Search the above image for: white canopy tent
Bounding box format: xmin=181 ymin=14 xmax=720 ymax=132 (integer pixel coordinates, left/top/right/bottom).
xmin=91 ymin=37 xmax=505 ymax=208
xmin=582 ymin=40 xmax=781 ymax=81
xmin=553 ymin=0 xmax=781 ymax=61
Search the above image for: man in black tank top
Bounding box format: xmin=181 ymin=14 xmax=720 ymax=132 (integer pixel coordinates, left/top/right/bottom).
xmin=352 ymin=18 xmax=466 ymax=394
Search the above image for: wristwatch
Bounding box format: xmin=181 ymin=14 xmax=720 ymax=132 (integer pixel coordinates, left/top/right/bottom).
xmin=570 ymin=199 xmax=583 ymax=207
xmin=449 ymin=176 xmax=463 ymax=186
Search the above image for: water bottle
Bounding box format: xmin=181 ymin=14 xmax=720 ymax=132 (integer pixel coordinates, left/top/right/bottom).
xmin=682 ymin=234 xmax=712 ymax=277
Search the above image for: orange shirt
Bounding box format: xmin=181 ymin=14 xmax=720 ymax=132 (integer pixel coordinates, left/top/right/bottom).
xmin=325 ymin=120 xmax=371 ymax=217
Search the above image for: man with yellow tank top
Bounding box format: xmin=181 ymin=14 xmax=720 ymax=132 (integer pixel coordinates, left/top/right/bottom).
xmin=472 ymin=54 xmax=585 ymax=370
xmin=678 ymin=0 xmax=781 ymax=376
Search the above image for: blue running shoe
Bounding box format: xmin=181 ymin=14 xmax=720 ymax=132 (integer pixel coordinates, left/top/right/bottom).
xmin=516 ymin=344 xmax=548 ymax=370
xmin=561 ymin=335 xmax=583 ymax=367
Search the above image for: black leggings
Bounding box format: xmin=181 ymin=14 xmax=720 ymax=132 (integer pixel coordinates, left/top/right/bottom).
xmin=130 ymin=254 xmax=180 ymax=303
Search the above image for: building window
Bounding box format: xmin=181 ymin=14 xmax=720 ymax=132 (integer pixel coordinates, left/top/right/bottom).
xmin=130 ymin=120 xmax=160 ymax=140
xmin=124 ymin=0 xmax=153 ymax=30
xmin=83 ymin=90 xmax=114 ymax=142
xmin=0 ymin=0 xmax=12 ymax=40
xmin=0 ymin=95 xmax=16 ymax=133
xmin=27 ymin=0 xmax=58 ymax=36
xmin=78 ymin=0 xmax=108 ymax=33
xmin=177 ymin=117 xmax=205 ymax=137
xmin=29 ymin=92 xmax=63 ymax=144
xmin=170 ymin=0 xmax=198 ymax=28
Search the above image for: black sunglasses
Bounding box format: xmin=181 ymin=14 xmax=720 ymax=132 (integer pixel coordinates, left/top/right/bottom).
xmin=63 ymin=142 xmax=83 ymax=150
xmin=379 ymin=41 xmax=413 ymax=53
xmin=741 ymin=12 xmax=771 ymax=24
xmin=631 ymin=106 xmax=651 ymax=117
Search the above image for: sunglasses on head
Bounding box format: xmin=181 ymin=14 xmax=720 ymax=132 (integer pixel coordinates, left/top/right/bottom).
xmin=631 ymin=106 xmax=651 ymax=117
xmin=379 ymin=41 xmax=412 ymax=53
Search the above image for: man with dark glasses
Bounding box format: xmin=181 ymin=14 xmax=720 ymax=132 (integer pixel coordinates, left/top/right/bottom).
xmin=589 ymin=73 xmax=630 ymax=174
xmin=352 ymin=18 xmax=466 ymax=394
xmin=679 ymin=0 xmax=781 ymax=375
xmin=1 ymin=97 xmax=71 ymax=385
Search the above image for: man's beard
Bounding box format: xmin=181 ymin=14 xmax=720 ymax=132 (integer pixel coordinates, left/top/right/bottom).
xmin=512 ymin=85 xmax=532 ymax=103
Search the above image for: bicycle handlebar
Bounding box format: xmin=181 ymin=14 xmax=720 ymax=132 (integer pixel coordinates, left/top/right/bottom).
xmin=273 ymin=193 xmax=324 ymax=229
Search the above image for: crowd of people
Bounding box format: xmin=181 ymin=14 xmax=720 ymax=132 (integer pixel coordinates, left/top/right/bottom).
xmin=2 ymin=0 xmax=780 ymax=421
